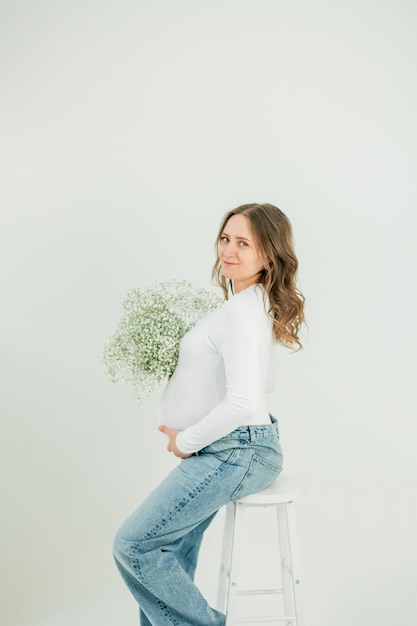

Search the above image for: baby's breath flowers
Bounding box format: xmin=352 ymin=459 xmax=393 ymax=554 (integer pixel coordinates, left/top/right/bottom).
xmin=103 ymin=280 xmax=221 ymax=404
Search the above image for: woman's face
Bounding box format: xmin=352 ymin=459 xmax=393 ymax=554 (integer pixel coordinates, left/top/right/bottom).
xmin=218 ymin=214 xmax=266 ymax=293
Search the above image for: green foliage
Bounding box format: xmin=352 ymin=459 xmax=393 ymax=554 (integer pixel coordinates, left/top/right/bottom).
xmin=103 ymin=280 xmax=221 ymax=404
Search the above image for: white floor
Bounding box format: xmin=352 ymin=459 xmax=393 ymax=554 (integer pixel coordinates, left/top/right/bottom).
xmin=29 ymin=593 xmax=138 ymax=626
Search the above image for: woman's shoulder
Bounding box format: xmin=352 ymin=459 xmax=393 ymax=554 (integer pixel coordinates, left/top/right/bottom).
xmin=222 ymin=284 xmax=267 ymax=318
xmin=230 ymin=283 xmax=265 ymax=304
xmin=206 ymin=284 xmax=271 ymax=345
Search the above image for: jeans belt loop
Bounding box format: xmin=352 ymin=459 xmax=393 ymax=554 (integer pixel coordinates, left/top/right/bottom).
xmin=249 ymin=425 xmax=256 ymax=443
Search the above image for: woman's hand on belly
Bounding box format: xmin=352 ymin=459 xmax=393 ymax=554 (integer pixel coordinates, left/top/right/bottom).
xmin=158 ymin=425 xmax=192 ymax=459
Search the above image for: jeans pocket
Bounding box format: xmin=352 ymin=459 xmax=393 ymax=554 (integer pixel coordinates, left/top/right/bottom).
xmin=200 ymin=442 xmax=239 ymax=465
xmin=230 ymin=453 xmax=282 ymax=501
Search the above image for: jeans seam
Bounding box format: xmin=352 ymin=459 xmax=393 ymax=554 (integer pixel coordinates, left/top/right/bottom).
xmin=139 ymin=463 xmax=227 ymax=543
xmin=128 ymin=547 xmax=180 ymax=625
xmin=252 ymin=452 xmax=282 ymax=473
xmin=230 ymin=453 xmax=282 ymax=501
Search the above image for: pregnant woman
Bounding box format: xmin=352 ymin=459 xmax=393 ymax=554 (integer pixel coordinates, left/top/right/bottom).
xmin=113 ymin=202 xmax=305 ymax=626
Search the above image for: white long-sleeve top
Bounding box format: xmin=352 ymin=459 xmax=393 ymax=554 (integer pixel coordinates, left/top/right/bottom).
xmin=157 ymin=283 xmax=276 ymax=455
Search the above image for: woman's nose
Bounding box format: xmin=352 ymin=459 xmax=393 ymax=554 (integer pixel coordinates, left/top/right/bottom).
xmin=224 ymin=243 xmax=238 ymax=257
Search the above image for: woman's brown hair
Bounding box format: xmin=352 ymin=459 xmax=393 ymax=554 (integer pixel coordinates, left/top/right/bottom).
xmin=212 ymin=203 xmax=305 ymax=350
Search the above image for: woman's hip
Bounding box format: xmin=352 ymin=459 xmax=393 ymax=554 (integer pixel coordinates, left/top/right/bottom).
xmin=114 ymin=417 xmax=283 ymax=549
xmin=197 ymin=415 xmax=283 ymax=477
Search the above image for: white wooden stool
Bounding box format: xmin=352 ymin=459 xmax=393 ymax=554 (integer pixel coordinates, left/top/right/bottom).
xmin=217 ymin=475 xmax=307 ymax=625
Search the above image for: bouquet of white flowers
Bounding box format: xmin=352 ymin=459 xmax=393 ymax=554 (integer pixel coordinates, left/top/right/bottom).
xmin=103 ymin=280 xmax=221 ymax=404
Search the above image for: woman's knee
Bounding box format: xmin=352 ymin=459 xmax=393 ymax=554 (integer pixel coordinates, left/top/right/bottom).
xmin=113 ymin=521 xmax=141 ymax=564
xmin=113 ymin=526 xmax=127 ymax=564
xmin=113 ymin=518 xmax=151 ymax=565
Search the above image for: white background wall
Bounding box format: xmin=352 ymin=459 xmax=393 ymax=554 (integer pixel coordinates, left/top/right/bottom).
xmin=1 ymin=1 xmax=416 ymax=625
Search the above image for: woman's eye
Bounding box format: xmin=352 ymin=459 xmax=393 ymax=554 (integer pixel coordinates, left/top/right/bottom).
xmin=220 ymin=236 xmax=229 ymax=243
xmin=239 ymin=241 xmax=248 ymax=247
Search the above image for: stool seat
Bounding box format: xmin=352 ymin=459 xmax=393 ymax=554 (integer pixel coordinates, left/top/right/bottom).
xmin=236 ymin=474 xmax=307 ymax=505
xmin=217 ymin=474 xmax=307 ymax=625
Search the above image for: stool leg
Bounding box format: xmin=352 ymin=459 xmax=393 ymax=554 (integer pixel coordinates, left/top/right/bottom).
xmin=286 ymin=502 xmax=305 ymax=626
xmin=277 ymin=503 xmax=295 ymax=626
xmin=217 ymin=502 xmax=236 ymax=614
xmin=225 ymin=503 xmax=246 ymax=626
xmin=277 ymin=502 xmax=305 ymax=626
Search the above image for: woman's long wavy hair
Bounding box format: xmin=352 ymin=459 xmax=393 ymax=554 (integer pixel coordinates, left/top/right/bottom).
xmin=212 ymin=203 xmax=305 ymax=350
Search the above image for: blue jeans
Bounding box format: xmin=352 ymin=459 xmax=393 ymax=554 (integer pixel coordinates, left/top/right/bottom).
xmin=113 ymin=417 xmax=283 ymax=626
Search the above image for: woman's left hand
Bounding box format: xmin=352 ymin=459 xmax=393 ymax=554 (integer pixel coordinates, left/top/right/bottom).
xmin=158 ymin=425 xmax=192 ymax=459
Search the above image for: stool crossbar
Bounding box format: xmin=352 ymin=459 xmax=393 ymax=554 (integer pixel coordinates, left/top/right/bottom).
xmin=217 ymin=475 xmax=307 ymax=625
